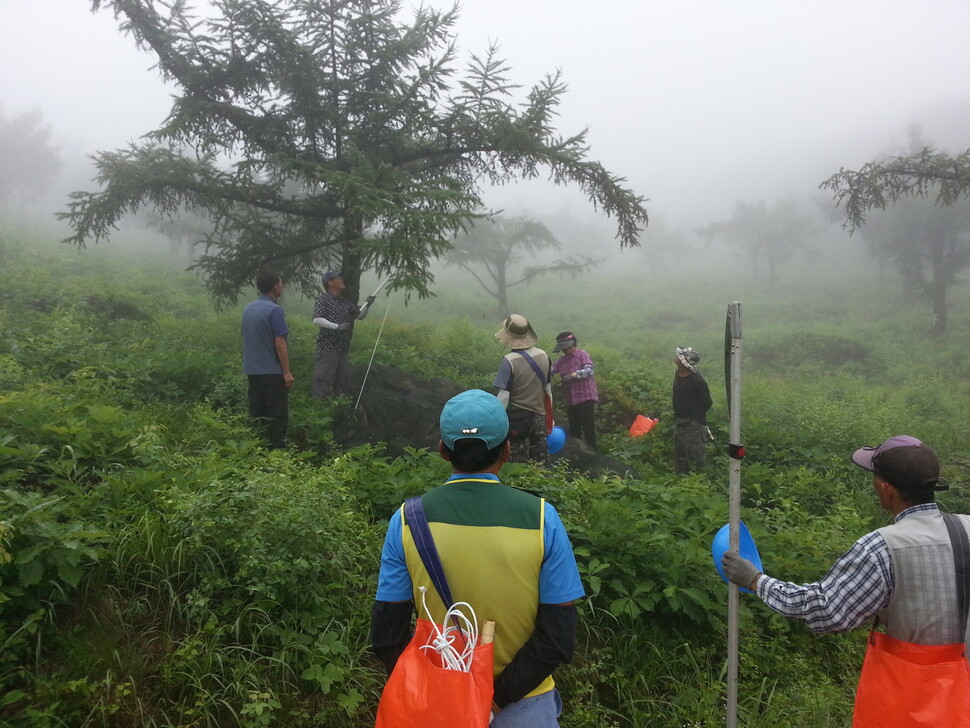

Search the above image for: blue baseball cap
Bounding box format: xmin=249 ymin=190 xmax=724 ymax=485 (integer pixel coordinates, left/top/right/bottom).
xmin=321 ymin=270 xmax=342 ymax=285
xmin=440 ymin=389 xmax=509 ymax=449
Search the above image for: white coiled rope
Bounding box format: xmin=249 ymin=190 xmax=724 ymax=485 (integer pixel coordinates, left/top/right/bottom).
xmin=417 ymin=586 xmax=479 ymax=672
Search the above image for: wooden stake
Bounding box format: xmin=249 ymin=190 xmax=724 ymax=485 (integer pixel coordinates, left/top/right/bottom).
xmin=481 ymin=621 xmax=495 ymax=645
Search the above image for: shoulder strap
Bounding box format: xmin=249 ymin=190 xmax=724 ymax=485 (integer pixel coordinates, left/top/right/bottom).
xmin=515 ymin=350 xmax=548 ymax=384
xmin=941 ymin=512 xmax=970 ymax=636
xmin=404 ymin=496 xmax=453 ymax=608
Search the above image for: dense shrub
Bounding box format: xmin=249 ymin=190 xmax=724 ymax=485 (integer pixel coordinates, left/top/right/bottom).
xmin=2 ymin=226 xmax=968 ymax=727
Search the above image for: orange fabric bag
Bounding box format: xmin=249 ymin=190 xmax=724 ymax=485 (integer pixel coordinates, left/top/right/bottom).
xmin=374 ymin=618 xmax=494 ymax=728
xmin=852 ymin=631 xmax=970 ymax=728
xmin=629 ymin=415 xmax=658 ymax=437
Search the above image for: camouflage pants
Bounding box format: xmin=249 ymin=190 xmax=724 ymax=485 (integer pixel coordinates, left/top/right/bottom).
xmin=674 ymin=417 xmax=707 ymax=473
xmin=509 ymin=411 xmax=548 ymax=465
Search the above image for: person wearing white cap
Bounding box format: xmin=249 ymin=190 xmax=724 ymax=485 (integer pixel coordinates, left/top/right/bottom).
xmin=721 ymin=436 xmax=970 ymax=723
xmin=492 ymin=314 xmax=553 ymax=464
xmin=311 ymin=270 xmax=375 ymax=398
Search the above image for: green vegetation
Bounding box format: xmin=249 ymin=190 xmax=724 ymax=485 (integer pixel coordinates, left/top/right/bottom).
xmin=64 ymin=0 xmax=647 ymax=306
xmin=2 ymin=223 xmax=969 ymax=727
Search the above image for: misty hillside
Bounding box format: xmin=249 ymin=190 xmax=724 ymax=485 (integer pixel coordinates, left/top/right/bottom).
xmin=2 ymin=223 xmax=970 ymax=727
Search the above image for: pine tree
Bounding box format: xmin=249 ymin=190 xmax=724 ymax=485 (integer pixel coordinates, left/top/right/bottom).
xmin=65 ymin=0 xmax=648 ymax=305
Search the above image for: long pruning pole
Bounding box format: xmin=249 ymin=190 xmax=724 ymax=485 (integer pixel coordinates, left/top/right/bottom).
xmin=354 ymin=285 xmax=395 ymax=412
xmin=724 ymin=302 xmax=743 ymax=728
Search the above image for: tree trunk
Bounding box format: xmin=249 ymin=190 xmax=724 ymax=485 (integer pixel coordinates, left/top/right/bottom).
xmin=928 ymin=229 xmax=948 ymax=335
xmin=932 ymin=281 xmax=947 ymax=334
xmin=496 ymin=263 xmax=510 ymax=317
xmin=340 ymin=215 xmax=364 ymax=303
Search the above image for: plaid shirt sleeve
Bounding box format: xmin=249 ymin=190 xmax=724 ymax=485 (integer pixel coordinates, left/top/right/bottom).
xmin=756 ymin=529 xmax=893 ymax=633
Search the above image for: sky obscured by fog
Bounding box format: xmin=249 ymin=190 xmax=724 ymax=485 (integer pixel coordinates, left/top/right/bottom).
xmin=2 ymin=0 xmax=969 ymax=228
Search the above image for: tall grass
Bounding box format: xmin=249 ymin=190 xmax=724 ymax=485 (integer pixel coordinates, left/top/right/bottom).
xmin=2 ymin=223 xmax=968 ymax=726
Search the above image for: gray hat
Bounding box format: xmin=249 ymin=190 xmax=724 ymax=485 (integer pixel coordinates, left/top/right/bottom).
xmin=495 ymin=314 xmax=538 ymax=349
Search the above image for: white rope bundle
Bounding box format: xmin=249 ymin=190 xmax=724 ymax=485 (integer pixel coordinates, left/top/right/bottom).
xmin=417 ymin=586 xmax=480 ymax=672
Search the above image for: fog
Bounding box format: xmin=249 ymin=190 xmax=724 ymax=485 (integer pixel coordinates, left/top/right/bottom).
xmin=3 ymin=0 xmax=969 ymax=246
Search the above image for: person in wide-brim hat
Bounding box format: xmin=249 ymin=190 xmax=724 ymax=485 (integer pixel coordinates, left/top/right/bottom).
xmin=495 ymin=314 xmax=538 ymax=350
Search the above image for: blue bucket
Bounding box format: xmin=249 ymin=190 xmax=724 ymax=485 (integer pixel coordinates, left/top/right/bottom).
xmin=711 ymin=520 xmax=763 ymax=594
xmin=547 ymin=426 xmax=566 ymax=454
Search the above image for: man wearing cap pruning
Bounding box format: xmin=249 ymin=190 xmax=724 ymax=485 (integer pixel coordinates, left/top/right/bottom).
xmin=311 ymin=270 xmax=375 ymax=398
xmin=493 ymin=314 xmax=554 ymax=464
xmin=722 ymin=436 xmax=970 ymax=718
xmin=550 ymin=332 xmax=599 ymax=450
xmin=672 ymin=346 xmax=713 ymax=473
xmin=371 ymin=389 xmax=585 ymax=727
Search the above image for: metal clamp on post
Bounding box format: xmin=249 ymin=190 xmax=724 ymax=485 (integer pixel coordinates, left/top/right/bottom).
xmin=728 ymin=442 xmax=746 ymax=460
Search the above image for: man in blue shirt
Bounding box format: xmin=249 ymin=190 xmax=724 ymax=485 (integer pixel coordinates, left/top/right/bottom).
xmin=241 ymin=271 xmax=293 ymax=449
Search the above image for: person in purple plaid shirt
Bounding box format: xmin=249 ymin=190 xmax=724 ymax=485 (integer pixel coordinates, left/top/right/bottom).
xmin=550 ymin=332 xmax=598 ymax=450
xmin=721 ymin=435 xmax=970 ymax=718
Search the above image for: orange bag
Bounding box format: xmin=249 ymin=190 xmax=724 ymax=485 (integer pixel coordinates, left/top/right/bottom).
xmin=374 ymin=618 xmax=494 ymax=728
xmin=852 ymin=631 xmax=970 ymax=728
xmin=629 ymin=415 xmax=658 ymax=437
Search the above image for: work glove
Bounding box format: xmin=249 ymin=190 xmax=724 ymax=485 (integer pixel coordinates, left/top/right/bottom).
xmin=336 ymin=322 xmax=352 ymax=331
xmin=721 ymin=550 xmax=762 ymax=591
xmin=365 ymin=295 xmax=376 ymax=306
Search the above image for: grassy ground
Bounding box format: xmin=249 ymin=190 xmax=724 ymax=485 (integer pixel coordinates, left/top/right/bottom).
xmin=2 ymin=221 xmax=968 ymax=726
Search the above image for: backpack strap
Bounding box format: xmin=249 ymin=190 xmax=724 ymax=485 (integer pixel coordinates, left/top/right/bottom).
xmin=942 ymin=512 xmax=970 ymax=637
xmin=514 ymin=350 xmax=549 ymax=384
xmin=404 ymin=496 xmax=453 ymax=608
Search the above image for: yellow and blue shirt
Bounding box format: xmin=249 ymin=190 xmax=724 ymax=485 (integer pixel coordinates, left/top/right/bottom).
xmin=375 ymin=473 xmax=585 ymax=697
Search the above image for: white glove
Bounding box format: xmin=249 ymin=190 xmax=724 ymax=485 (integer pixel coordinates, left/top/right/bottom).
xmin=312 ymin=317 xmax=339 ymax=330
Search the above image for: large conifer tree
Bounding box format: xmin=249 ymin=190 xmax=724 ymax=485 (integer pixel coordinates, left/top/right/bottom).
xmin=65 ymin=0 xmax=648 ymax=305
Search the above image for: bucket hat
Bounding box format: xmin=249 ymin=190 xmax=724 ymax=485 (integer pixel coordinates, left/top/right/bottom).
xmin=676 ymin=346 xmax=700 ymax=372
xmin=495 ymin=314 xmax=538 ymax=349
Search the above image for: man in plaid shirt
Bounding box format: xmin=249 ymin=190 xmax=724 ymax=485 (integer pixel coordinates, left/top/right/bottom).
xmin=722 ymin=436 xmax=970 ymax=715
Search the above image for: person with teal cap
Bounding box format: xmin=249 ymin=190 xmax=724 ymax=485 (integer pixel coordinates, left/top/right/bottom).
xmin=371 ymin=389 xmax=584 ymax=726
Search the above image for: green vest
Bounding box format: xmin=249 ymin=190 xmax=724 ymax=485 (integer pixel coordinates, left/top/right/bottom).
xmin=401 ymin=478 xmax=554 ymax=697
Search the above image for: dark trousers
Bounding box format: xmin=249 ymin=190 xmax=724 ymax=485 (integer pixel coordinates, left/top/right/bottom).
xmin=566 ymin=400 xmax=597 ymax=450
xmin=312 ymin=350 xmax=352 ymax=399
xmin=247 ymin=374 xmax=288 ymax=449
xmin=508 ymin=409 xmax=548 ymax=465
xmin=674 ymin=417 xmax=707 ymax=473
